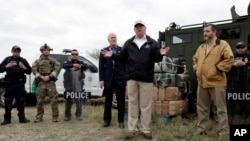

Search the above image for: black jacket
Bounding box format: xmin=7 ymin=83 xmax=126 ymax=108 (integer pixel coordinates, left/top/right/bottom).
xmin=62 ymin=60 xmax=87 ymax=92
xmin=99 ymin=46 xmax=126 ymax=88
xmin=0 ymin=56 xmax=31 ymax=82
xmin=112 ymin=35 xmax=163 ymax=82
xmin=227 ymin=52 xmax=250 ymax=93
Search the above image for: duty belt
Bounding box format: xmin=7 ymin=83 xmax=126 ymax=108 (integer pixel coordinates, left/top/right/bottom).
xmin=5 ymin=78 xmax=24 ymax=83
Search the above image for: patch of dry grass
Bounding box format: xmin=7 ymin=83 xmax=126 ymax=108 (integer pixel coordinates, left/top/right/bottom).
xmin=0 ymin=98 xmax=245 ymax=141
xmin=0 ymin=102 xmax=126 ymax=141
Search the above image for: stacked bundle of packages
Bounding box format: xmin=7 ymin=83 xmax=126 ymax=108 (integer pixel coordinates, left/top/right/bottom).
xmin=152 ymin=87 xmax=188 ymax=116
xmin=152 ymin=56 xmax=190 ymax=116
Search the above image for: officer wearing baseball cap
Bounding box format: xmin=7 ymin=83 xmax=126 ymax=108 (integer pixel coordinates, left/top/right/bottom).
xmin=12 ymin=45 xmax=21 ymax=52
xmin=227 ymin=41 xmax=250 ymax=121
xmin=0 ymin=45 xmax=31 ymax=125
xmin=235 ymin=41 xmax=247 ymax=49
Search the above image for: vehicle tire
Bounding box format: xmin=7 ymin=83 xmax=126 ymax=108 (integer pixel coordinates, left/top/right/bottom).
xmin=0 ymin=88 xmax=17 ymax=107
xmin=112 ymin=93 xmax=118 ymax=108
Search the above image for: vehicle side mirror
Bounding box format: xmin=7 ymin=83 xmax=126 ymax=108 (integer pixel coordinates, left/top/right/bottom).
xmin=88 ymin=65 xmax=98 ymax=73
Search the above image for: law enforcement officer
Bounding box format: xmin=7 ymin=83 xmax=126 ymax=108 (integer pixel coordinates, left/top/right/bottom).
xmin=32 ymin=43 xmax=61 ymax=122
xmin=227 ymin=41 xmax=250 ymax=119
xmin=0 ymin=45 xmax=31 ymax=125
xmin=63 ymin=49 xmax=88 ymax=121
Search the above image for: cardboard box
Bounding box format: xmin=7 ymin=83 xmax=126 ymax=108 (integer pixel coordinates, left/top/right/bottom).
xmin=153 ymin=86 xmax=158 ymax=101
xmin=161 ymin=101 xmax=169 ymax=115
xmin=154 ymin=100 xmax=162 ymax=115
xmin=168 ymin=100 xmax=188 ymax=116
xmin=165 ymin=87 xmax=180 ymax=101
xmin=151 ymin=100 xmax=155 ymax=114
xmin=158 ymin=87 xmax=165 ymax=101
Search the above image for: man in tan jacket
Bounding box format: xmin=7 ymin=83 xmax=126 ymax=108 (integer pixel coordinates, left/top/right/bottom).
xmin=193 ymin=24 xmax=234 ymax=136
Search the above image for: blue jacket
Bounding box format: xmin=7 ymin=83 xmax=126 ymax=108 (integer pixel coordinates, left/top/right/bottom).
xmin=99 ymin=46 xmax=127 ymax=88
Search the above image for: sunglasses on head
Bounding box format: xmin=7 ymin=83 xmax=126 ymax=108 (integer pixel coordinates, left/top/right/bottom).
xmin=236 ymin=46 xmax=246 ymax=49
xmin=71 ymin=53 xmax=78 ymax=56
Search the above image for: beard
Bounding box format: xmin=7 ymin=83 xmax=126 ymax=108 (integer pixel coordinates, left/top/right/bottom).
xmin=203 ymin=35 xmax=213 ymax=42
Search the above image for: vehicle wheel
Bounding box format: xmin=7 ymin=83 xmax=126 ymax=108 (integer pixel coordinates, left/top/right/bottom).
xmin=0 ymin=88 xmax=17 ymax=107
xmin=112 ymin=93 xmax=118 ymax=108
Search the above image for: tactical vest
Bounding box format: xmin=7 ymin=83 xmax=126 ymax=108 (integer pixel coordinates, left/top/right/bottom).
xmin=5 ymin=56 xmax=26 ymax=83
xmin=37 ymin=59 xmax=55 ymax=75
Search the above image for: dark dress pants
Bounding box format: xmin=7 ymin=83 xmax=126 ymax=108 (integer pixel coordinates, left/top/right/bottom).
xmin=103 ymin=81 xmax=125 ymax=123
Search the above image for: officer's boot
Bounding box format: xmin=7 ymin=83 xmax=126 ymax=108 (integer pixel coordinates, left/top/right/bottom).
xmin=17 ymin=98 xmax=30 ymax=123
xmin=64 ymin=98 xmax=72 ymax=121
xmin=1 ymin=98 xmax=12 ymax=125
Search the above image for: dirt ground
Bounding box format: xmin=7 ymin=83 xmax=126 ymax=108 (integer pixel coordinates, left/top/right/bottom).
xmin=0 ymin=98 xmax=234 ymax=141
xmin=0 ymin=102 xmax=158 ymax=141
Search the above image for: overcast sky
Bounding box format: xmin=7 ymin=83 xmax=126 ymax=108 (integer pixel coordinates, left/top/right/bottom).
xmin=0 ymin=0 xmax=249 ymax=61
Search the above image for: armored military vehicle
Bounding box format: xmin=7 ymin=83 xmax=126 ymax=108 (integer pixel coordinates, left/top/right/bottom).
xmin=158 ymin=4 xmax=250 ymax=110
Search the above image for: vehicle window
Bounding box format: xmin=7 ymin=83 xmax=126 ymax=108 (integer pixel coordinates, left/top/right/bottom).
xmin=217 ymin=27 xmax=240 ymax=39
xmin=50 ymin=54 xmax=69 ymax=67
xmin=78 ymin=56 xmax=95 ymax=66
xmin=172 ymin=34 xmax=192 ymax=44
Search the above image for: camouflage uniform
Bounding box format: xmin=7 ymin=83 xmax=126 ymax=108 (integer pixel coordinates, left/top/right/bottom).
xmin=32 ymin=56 xmax=60 ymax=122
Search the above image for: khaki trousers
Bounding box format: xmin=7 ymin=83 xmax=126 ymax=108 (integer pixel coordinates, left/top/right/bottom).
xmin=127 ymin=80 xmax=153 ymax=133
xmin=197 ymin=86 xmax=229 ymax=133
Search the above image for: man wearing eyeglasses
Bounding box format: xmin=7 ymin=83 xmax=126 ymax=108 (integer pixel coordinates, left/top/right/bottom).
xmin=227 ymin=41 xmax=250 ymax=120
xmin=0 ymin=45 xmax=31 ymax=125
xmin=62 ymin=49 xmax=88 ymax=121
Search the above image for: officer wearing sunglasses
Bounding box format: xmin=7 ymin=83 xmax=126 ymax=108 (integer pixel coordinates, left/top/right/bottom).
xmin=0 ymin=45 xmax=31 ymax=125
xmin=62 ymin=49 xmax=88 ymax=121
xmin=227 ymin=41 xmax=250 ymax=121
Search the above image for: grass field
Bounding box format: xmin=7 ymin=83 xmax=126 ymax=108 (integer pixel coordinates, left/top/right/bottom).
xmin=0 ymin=98 xmax=246 ymax=141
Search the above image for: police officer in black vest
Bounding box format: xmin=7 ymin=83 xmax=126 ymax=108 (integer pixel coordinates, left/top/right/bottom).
xmin=227 ymin=41 xmax=250 ymax=119
xmin=0 ymin=46 xmax=31 ymax=125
